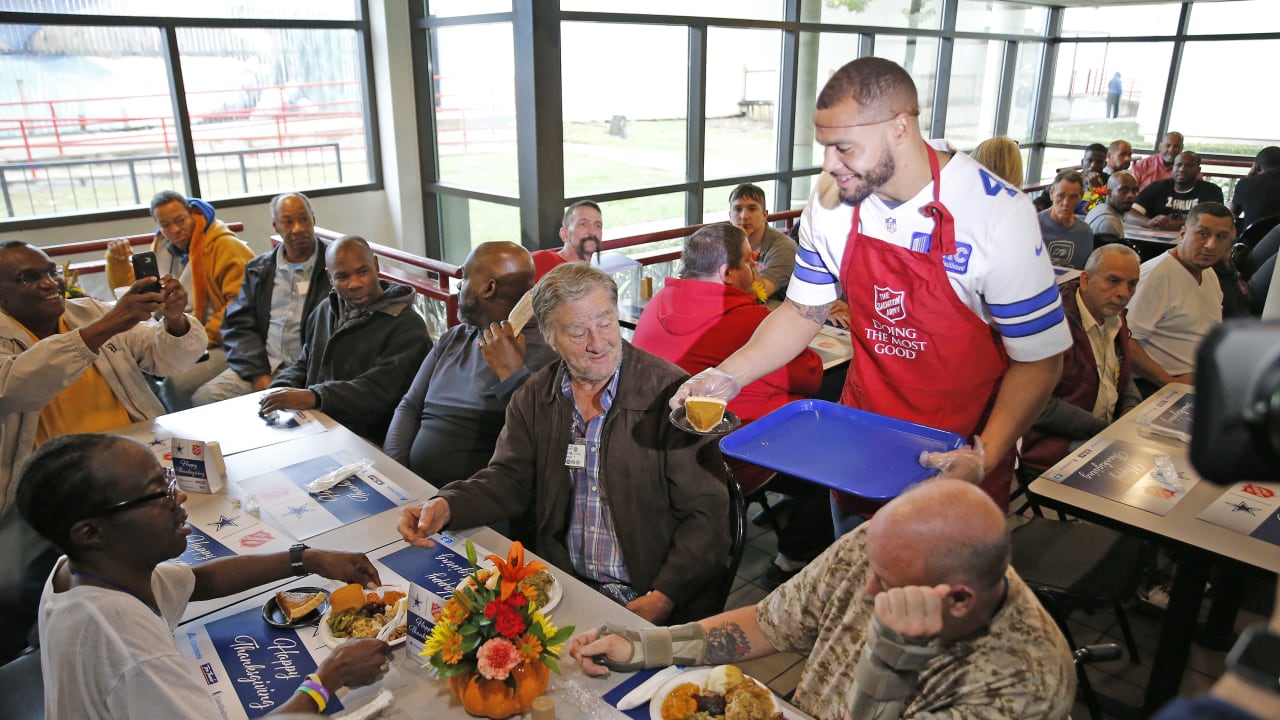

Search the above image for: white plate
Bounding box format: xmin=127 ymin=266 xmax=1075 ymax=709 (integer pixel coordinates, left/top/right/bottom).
xmin=647 ymin=667 xmax=782 ymax=720
xmin=318 ymin=586 xmax=407 ymax=647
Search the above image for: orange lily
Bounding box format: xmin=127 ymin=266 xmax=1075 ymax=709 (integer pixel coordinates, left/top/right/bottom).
xmin=485 ymin=541 xmax=547 ymax=601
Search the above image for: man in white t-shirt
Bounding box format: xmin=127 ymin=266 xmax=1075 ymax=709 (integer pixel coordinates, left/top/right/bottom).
xmin=16 ymin=433 xmax=393 ymax=719
xmin=1126 ymin=202 xmax=1235 ymax=394
xmin=673 ymin=57 xmax=1069 ymax=530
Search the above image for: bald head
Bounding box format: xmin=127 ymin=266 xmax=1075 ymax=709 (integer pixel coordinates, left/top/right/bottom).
xmin=867 ymin=479 xmax=1009 ymax=592
xmin=458 ymin=241 xmax=536 ymax=326
xmin=326 ymin=235 xmax=382 ymax=309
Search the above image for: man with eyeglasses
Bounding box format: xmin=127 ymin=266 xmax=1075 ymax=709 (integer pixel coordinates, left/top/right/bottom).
xmin=16 ymin=433 xmax=393 ymax=718
xmin=673 ymin=57 xmax=1069 ymax=532
xmin=0 ymin=240 xmax=207 ymax=662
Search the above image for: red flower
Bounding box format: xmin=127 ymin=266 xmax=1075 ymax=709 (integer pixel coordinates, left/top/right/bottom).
xmin=505 ymin=591 xmax=527 ymax=609
xmin=483 ymin=600 xmax=500 ymax=619
xmin=494 ymin=606 xmax=527 ymax=638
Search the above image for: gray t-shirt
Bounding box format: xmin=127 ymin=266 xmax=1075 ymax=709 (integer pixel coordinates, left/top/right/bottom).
xmin=755 ymin=226 xmax=798 ymax=300
xmin=1085 ymin=203 xmax=1125 ymax=240
xmin=1038 ymin=209 xmax=1095 ymax=270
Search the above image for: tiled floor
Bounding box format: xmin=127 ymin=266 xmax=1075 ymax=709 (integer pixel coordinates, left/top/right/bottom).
xmin=723 ymin=494 xmax=1275 ymax=719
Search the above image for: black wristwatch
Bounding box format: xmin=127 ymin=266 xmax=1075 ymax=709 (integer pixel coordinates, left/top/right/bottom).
xmin=289 ymin=543 xmax=309 ymax=576
xmin=1226 ymin=623 xmax=1280 ymax=692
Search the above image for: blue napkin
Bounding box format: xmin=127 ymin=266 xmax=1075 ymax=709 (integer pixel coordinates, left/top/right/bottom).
xmin=602 ymin=668 xmax=664 ymax=720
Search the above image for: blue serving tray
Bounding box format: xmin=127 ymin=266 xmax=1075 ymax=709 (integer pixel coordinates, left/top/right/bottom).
xmin=719 ymin=399 xmax=966 ymax=501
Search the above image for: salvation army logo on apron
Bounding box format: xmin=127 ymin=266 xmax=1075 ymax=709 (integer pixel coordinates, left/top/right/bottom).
xmin=873 ymin=286 xmax=907 ymax=323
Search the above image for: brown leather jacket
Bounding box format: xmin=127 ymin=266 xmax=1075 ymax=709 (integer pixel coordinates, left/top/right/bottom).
xmin=437 ymin=343 xmax=729 ymax=616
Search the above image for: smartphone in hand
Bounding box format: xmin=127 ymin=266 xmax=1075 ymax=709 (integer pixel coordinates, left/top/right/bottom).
xmin=131 ymin=251 xmax=161 ymax=294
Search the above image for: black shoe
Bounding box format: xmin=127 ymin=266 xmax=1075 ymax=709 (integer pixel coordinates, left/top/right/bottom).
xmin=762 ymin=562 xmax=802 ymax=591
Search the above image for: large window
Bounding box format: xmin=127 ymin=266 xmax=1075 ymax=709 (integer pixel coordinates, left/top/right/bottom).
xmin=0 ymin=4 xmax=377 ymax=224
xmin=705 ymin=27 xmax=782 ymax=181
xmin=1169 ymin=40 xmax=1280 ymax=154
xmin=1045 ymin=41 xmax=1174 ymax=149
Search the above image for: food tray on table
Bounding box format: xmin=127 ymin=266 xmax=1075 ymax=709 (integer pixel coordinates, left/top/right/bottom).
xmin=718 ymin=399 xmax=965 ymax=501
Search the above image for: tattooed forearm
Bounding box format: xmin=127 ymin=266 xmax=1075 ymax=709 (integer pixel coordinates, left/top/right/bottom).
xmin=705 ymin=622 xmax=752 ymax=663
xmin=786 ymin=299 xmax=834 ymax=325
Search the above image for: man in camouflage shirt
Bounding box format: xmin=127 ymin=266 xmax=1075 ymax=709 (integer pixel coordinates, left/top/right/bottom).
xmin=571 ymin=479 xmax=1076 ymax=719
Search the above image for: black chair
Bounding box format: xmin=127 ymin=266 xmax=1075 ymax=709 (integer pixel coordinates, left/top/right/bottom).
xmin=1011 ymin=517 xmax=1145 ymax=666
xmin=1071 ymin=643 xmax=1125 ymax=720
xmin=1239 ymin=214 xmax=1280 ymax=249
xmin=0 ymin=648 xmax=44 ymax=720
xmin=714 ymin=466 xmax=748 ymax=613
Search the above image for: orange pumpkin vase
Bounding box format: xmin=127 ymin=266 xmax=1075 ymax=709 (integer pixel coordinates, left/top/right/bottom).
xmin=449 ymin=661 xmax=551 ymax=719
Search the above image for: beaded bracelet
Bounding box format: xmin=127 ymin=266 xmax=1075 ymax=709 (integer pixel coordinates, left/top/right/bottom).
xmin=296 ymin=674 xmax=330 ymax=712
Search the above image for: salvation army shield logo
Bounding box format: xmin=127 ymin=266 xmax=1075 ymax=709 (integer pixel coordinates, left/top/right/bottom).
xmin=873 ymin=285 xmax=907 ymax=323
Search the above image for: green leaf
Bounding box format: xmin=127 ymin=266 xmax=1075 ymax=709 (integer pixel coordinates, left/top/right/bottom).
xmin=461 ymin=634 xmax=482 ymax=654
xmin=546 ymin=626 xmax=574 ymax=646
xmin=541 ymin=655 xmax=561 ymax=674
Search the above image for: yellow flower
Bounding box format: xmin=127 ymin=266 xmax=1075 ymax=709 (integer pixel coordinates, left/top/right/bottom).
xmin=533 ymin=613 xmax=564 ymax=656
xmin=422 ymin=622 xmax=462 ymax=663
xmin=515 ymin=632 xmax=543 ymax=662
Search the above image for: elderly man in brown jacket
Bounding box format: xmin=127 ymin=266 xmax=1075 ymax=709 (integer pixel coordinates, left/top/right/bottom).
xmin=399 ymin=263 xmax=729 ymax=624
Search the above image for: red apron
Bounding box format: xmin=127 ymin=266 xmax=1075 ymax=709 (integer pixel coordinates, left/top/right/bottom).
xmin=837 ymin=148 xmax=1014 ymax=513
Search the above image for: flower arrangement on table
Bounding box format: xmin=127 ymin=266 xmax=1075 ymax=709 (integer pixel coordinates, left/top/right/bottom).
xmin=1079 ymin=182 xmax=1108 ymax=214
xmin=62 ymin=262 xmax=86 ymax=299
xmin=422 ymin=541 xmax=573 ymax=719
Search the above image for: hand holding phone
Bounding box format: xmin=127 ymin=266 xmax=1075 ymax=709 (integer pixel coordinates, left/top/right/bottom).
xmin=131 ymin=251 xmax=161 ymax=294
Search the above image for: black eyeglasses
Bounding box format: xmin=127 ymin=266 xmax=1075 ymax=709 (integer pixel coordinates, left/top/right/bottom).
xmin=9 ymin=265 xmax=64 ymax=286
xmin=87 ymin=468 xmax=179 ymax=518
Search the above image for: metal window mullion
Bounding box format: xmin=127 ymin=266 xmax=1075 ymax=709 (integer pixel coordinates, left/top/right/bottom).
xmin=1156 ymin=3 xmax=1193 ymax=144
xmin=410 ymin=0 xmax=443 ymax=259
xmin=357 ymin=0 xmax=381 ymax=195
xmin=993 ymin=40 xmax=1017 ymax=137
xmin=513 ymin=0 xmax=565 ymax=251
xmin=930 ymin=0 xmax=958 ymax=138
xmin=161 ymin=25 xmax=199 ymax=199
xmin=686 ymin=25 xmax=708 ymax=226
xmin=859 ymin=33 xmax=874 ymax=58
xmin=1025 ymin=8 xmax=1062 ymax=185
xmin=774 ymin=0 xmax=802 ymax=211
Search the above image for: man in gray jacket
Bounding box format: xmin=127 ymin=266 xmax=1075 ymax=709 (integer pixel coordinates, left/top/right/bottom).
xmin=398 ymin=263 xmax=729 ymax=624
xmin=0 ymin=240 xmax=206 ymax=660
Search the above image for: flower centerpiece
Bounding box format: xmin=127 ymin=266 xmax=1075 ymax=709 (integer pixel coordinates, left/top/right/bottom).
xmin=62 ymin=262 xmax=86 ymax=299
xmin=422 ymin=540 xmax=573 ymax=719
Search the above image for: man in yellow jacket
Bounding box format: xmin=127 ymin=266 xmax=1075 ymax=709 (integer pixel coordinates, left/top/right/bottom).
xmin=106 ymin=191 xmax=253 ymax=410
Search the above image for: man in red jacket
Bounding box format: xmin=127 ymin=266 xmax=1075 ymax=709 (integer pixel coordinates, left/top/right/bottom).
xmin=1021 ymin=244 xmax=1142 ymax=476
xmin=633 ymin=224 xmax=832 ymax=587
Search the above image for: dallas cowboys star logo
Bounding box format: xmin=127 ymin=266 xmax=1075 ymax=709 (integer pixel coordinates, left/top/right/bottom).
xmin=1228 ymin=500 xmax=1261 ymax=516
xmin=214 ymin=515 xmax=239 ymax=530
xmin=173 ymin=442 xmax=185 ymax=454
xmin=411 ymin=596 xmax=422 ymax=610
xmin=285 ymin=504 xmax=313 ymax=519
xmin=148 ymin=437 xmax=167 ymax=447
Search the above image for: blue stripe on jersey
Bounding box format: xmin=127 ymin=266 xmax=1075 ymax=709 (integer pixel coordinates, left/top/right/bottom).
xmin=987 ymin=285 xmax=1060 ymax=319
xmin=996 ymin=304 xmax=1066 ymax=338
xmin=796 ymin=245 xmax=826 ymax=267
xmin=793 ymin=263 xmax=838 ymax=285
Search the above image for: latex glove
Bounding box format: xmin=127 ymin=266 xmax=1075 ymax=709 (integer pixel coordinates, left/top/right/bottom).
xmin=669 ymin=367 xmax=741 ymax=411
xmin=919 ymin=436 xmax=985 ymax=485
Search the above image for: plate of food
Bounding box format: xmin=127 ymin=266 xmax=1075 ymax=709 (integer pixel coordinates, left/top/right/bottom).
xmin=457 ymin=567 xmax=562 ymax=614
xmin=262 ymin=587 xmax=330 ymax=629
xmin=651 ymin=665 xmax=784 ymax=720
xmin=318 ymin=584 xmax=409 ymax=646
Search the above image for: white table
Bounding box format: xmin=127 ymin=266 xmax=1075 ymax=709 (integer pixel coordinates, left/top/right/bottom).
xmin=1029 ymin=384 xmax=1280 ymax=713
xmin=115 ymin=397 xmax=438 ymax=622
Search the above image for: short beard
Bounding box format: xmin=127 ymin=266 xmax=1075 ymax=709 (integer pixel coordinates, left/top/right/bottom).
xmin=839 ymin=151 xmax=896 ymax=207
